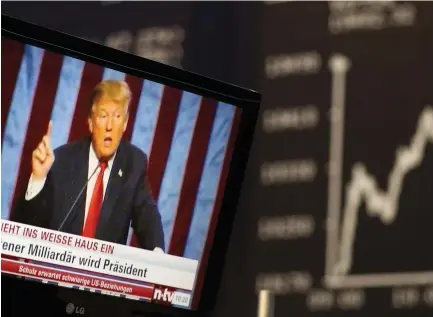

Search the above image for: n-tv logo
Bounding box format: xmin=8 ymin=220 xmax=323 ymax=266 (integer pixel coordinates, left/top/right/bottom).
xmin=152 ymin=286 xmax=176 ymax=305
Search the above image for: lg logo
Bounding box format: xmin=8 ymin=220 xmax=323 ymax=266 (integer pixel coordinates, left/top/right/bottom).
xmin=66 ymin=303 xmax=85 ymax=315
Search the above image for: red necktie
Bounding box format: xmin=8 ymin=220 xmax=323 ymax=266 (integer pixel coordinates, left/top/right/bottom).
xmin=82 ymin=161 xmax=108 ymax=238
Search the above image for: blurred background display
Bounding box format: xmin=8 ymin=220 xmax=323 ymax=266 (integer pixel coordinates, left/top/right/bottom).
xmin=3 ymin=1 xmax=433 ymax=316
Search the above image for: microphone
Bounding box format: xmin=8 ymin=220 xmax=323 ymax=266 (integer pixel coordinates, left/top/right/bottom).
xmin=57 ymin=164 xmax=100 ymax=232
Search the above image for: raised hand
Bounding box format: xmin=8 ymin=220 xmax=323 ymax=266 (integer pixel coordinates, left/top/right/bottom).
xmin=32 ymin=121 xmax=55 ymax=180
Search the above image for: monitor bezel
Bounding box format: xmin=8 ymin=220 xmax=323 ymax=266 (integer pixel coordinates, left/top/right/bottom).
xmin=1 ymin=14 xmax=260 ymax=317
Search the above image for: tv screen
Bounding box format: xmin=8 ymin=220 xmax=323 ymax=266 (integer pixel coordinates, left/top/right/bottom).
xmin=2 ymin=15 xmax=259 ymax=316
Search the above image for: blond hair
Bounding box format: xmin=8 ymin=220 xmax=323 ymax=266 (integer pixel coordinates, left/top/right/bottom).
xmin=89 ymin=80 xmax=131 ymax=116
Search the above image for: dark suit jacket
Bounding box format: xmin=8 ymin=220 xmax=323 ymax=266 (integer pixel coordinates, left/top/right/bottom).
xmin=12 ymin=137 xmax=165 ymax=251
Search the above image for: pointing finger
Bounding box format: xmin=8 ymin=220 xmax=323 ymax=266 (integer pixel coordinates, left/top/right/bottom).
xmin=47 ymin=121 xmax=54 ymax=154
xmin=46 ymin=121 xmax=52 ymax=138
xmin=38 ymin=142 xmax=47 ymax=160
xmin=37 ymin=142 xmax=46 ymax=155
xmin=42 ymin=136 xmax=53 ymax=156
xmin=33 ymin=147 xmax=46 ymax=163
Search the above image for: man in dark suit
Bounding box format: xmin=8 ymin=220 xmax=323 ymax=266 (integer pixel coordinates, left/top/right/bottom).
xmin=12 ymin=80 xmax=165 ymax=252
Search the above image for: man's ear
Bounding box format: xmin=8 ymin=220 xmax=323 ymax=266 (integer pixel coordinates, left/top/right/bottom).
xmin=88 ymin=117 xmax=93 ymax=133
xmin=123 ymin=114 xmax=129 ymax=133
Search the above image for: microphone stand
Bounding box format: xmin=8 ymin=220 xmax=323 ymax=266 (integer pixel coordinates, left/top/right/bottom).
xmin=57 ymin=164 xmax=100 ymax=232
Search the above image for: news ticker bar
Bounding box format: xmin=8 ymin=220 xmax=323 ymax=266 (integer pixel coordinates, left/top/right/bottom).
xmin=2 ymin=258 xmax=192 ymax=307
xmin=1 ymin=220 xmax=198 ymax=290
xmin=2 ymin=258 xmax=153 ymax=299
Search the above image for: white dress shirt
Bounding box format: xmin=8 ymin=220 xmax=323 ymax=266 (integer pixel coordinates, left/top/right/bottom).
xmin=25 ymin=144 xmax=164 ymax=253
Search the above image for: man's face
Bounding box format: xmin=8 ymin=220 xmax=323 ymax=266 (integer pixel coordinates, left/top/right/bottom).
xmin=88 ymin=98 xmax=128 ymax=160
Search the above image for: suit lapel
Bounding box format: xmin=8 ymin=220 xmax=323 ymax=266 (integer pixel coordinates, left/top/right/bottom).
xmin=96 ymin=140 xmax=128 ymax=236
xmin=63 ymin=138 xmax=90 ymax=234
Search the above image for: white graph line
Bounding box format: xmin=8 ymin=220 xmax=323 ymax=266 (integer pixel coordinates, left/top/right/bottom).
xmin=325 ymin=53 xmax=433 ymax=286
xmin=326 ymin=54 xmax=351 ymax=276
xmin=333 ymin=106 xmax=433 ymax=275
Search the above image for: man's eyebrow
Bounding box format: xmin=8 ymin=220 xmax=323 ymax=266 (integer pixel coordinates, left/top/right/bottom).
xmin=95 ymin=108 xmax=108 ymax=114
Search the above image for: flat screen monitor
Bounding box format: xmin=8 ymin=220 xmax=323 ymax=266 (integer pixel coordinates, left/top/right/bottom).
xmin=1 ymin=14 xmax=260 ymax=317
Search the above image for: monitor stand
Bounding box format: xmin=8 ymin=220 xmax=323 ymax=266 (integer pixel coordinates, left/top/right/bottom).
xmin=257 ymin=290 xmax=275 ymax=317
